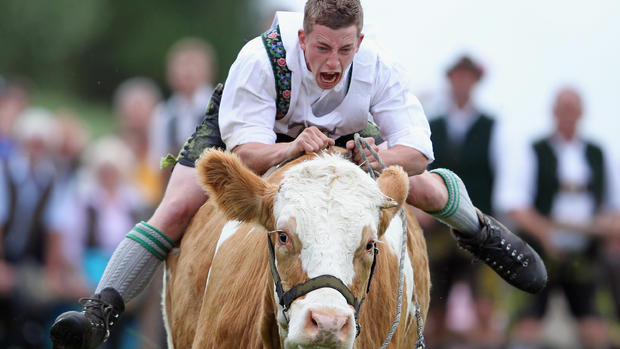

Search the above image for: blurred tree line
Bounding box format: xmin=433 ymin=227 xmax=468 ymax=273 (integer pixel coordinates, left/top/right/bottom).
xmin=0 ymin=0 xmax=261 ymax=100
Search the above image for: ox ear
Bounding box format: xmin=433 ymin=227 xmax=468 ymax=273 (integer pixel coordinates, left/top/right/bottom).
xmin=376 ymin=165 xmax=409 ymax=237
xmin=196 ymin=150 xmax=278 ymax=230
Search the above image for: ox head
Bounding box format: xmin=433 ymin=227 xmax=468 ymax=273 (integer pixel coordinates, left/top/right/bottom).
xmin=197 ymin=150 xmax=409 ymax=348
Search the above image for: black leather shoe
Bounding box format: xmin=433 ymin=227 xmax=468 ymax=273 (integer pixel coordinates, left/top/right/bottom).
xmin=50 ymin=287 xmax=125 ymax=349
xmin=453 ymin=209 xmax=547 ymax=294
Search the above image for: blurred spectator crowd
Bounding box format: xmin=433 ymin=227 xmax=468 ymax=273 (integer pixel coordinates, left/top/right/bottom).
xmin=0 ymin=37 xmax=215 ymax=349
xmin=415 ymin=56 xmax=620 ymax=349
xmin=1 ymin=38 xmax=619 ymax=349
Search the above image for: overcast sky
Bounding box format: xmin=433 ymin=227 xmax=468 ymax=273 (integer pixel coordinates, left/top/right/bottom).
xmin=261 ymin=0 xmax=620 ymax=162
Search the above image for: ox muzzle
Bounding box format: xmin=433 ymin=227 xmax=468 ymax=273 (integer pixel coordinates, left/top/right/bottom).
xmin=267 ymin=231 xmax=378 ymax=338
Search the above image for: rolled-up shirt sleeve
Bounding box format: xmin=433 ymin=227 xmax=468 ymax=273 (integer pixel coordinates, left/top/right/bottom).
xmin=369 ymin=58 xmax=434 ymax=162
xmin=219 ymin=38 xmax=279 ymax=151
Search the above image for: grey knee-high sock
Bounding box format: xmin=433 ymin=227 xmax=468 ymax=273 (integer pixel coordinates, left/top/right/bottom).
xmin=96 ymin=221 xmax=174 ymax=302
xmin=426 ymin=168 xmax=480 ymax=237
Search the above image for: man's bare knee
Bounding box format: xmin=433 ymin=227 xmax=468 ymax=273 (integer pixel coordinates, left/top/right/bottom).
xmin=149 ymin=193 xmax=205 ymax=241
xmin=407 ymin=182 xmax=433 ymax=208
xmin=407 ymin=173 xmax=448 ymax=211
xmin=162 ymin=194 xmax=201 ymax=223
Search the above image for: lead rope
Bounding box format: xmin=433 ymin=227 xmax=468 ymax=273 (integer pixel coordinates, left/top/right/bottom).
xmin=353 ymin=134 xmax=425 ymax=349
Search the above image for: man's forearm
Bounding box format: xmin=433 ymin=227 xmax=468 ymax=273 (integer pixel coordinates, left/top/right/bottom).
xmin=378 ymin=145 xmax=428 ymax=176
xmin=232 ymin=142 xmax=294 ymax=175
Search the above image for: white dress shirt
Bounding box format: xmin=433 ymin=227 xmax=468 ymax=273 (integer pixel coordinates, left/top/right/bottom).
xmin=218 ymin=11 xmax=434 ymax=161
xmin=495 ymin=134 xmax=618 ymax=251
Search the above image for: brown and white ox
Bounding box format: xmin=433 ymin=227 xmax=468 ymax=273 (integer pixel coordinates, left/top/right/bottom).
xmin=163 ymin=149 xmax=430 ymax=348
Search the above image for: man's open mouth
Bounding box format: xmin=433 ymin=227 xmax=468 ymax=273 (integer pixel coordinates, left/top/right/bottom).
xmin=320 ymin=72 xmax=340 ymax=83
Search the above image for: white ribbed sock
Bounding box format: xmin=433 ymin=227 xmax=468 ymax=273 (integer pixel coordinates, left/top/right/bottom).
xmin=427 ymin=168 xmax=480 ymax=237
xmin=96 ymin=221 xmax=174 ymax=302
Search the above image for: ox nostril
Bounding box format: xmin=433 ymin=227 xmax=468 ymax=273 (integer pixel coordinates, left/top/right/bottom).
xmin=305 ymin=309 xmax=351 ymax=342
xmin=304 ymin=310 xmax=320 ymax=338
xmin=311 ymin=317 xmax=318 ymax=327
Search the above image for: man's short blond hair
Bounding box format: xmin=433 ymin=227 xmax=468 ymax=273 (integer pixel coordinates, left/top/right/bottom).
xmin=303 ymin=0 xmax=363 ymax=35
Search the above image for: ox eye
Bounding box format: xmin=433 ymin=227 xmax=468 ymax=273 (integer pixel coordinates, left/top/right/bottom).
xmin=278 ymin=232 xmax=289 ymax=244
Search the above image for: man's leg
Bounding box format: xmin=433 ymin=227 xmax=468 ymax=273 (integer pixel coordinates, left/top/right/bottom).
xmin=51 ymin=82 xmax=225 ymax=349
xmin=95 ymin=164 xmax=207 ymax=299
xmin=50 ymin=164 xmax=207 ymax=349
xmin=408 ymin=169 xmax=547 ymax=294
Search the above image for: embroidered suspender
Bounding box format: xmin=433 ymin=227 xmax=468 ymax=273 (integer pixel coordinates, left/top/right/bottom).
xmin=168 ymin=24 xmax=382 ymax=169
xmin=261 ymin=25 xmax=292 ymax=120
xmin=260 ymin=25 xmax=382 ymax=145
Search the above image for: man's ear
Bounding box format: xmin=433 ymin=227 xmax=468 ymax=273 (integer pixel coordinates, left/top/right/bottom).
xmin=356 ymin=33 xmax=364 ymax=53
xmin=298 ymin=29 xmax=306 ymax=51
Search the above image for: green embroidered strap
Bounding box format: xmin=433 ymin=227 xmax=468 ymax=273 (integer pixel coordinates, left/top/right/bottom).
xmin=261 ymin=25 xmax=292 ymax=120
xmin=428 ymin=168 xmax=460 ymax=219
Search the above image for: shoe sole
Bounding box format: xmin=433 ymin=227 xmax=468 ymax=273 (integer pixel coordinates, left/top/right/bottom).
xmin=50 ymin=318 xmax=86 ymax=349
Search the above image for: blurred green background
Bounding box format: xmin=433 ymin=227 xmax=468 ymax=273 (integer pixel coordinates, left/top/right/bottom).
xmin=0 ymin=0 xmax=262 ymax=136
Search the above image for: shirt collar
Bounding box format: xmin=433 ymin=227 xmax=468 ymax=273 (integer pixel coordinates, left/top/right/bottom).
xmin=447 ymin=102 xmax=477 ymax=121
xmin=551 ymin=133 xmax=583 ymax=149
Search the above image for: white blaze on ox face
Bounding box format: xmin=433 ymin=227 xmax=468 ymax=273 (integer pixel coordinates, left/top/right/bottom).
xmin=271 ymin=154 xmax=390 ymax=349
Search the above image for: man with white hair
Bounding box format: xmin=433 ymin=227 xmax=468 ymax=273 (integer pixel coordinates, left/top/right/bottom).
xmin=505 ymin=88 xmax=614 ymax=348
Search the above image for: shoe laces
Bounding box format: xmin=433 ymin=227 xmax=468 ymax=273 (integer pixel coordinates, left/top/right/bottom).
xmin=458 ymin=218 xmax=528 ymax=272
xmin=79 ymin=296 xmax=119 ymax=341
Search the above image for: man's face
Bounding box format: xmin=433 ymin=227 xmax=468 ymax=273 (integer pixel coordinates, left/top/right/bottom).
xmin=167 ymin=51 xmax=209 ymax=97
xmin=448 ymin=69 xmax=479 ymax=105
xmin=553 ymin=90 xmax=582 ymax=138
xmin=119 ymin=90 xmax=157 ymax=130
xmin=299 ymin=24 xmax=363 ymax=90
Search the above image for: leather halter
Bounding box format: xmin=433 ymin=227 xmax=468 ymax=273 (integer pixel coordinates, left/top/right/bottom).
xmin=267 ymin=231 xmax=379 ymax=337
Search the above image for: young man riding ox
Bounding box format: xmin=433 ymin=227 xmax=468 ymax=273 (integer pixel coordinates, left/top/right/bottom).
xmin=50 ymin=1 xmax=547 ymax=348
